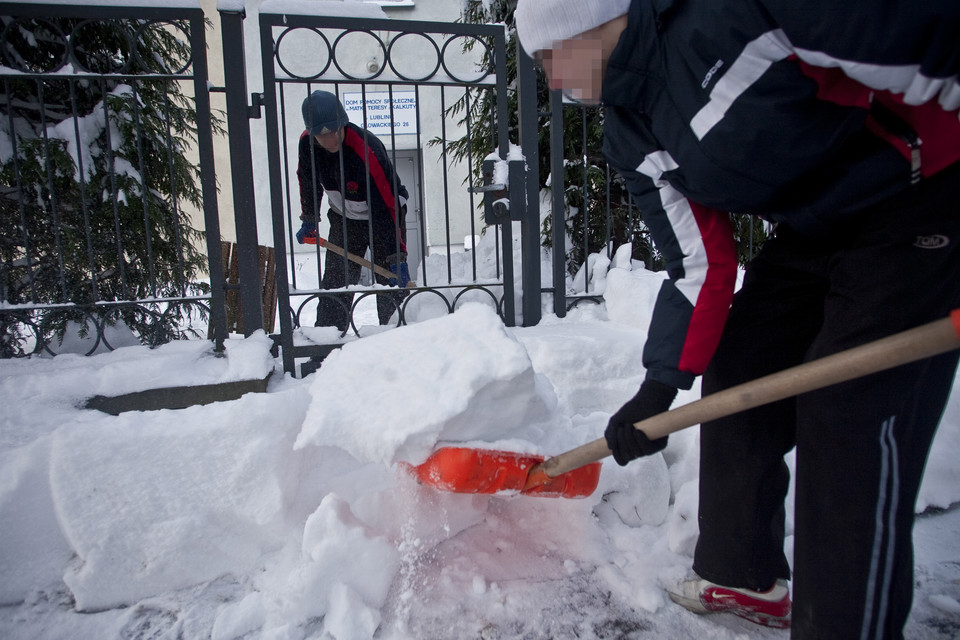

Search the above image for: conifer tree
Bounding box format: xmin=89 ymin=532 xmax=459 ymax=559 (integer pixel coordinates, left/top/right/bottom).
xmin=0 ymin=15 xmax=219 ymax=355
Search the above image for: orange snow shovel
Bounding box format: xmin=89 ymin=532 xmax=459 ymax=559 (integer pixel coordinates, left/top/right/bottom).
xmin=304 ymin=235 xmax=416 ymax=288
xmin=410 ymin=308 xmax=960 ymax=499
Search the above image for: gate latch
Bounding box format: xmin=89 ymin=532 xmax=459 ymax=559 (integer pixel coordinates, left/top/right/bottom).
xmin=469 ymin=157 xmax=526 ymax=225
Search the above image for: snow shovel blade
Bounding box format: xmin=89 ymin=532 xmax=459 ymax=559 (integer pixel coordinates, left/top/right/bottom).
xmin=407 ymin=447 xmax=601 ymax=498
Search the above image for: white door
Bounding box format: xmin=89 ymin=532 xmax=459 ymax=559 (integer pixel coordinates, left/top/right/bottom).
xmin=392 ymin=150 xmax=422 ymax=281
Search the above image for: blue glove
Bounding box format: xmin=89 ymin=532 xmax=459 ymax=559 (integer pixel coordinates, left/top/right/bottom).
xmin=604 ymin=379 xmax=677 ymax=465
xmin=296 ymin=218 xmax=317 ymax=244
xmin=388 ymin=261 xmax=411 ymax=288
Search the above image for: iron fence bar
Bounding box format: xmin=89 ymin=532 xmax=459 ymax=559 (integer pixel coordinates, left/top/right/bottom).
xmin=439 ymin=85 xmax=454 ymax=282
xmin=387 ymin=84 xmax=402 ymax=265
xmin=334 ymin=85 xmax=352 ymax=291
xmin=303 ymin=80 xmax=323 ymax=298
xmin=258 ymin=11 xmax=297 ymax=375
xmin=8 ymin=72 xmax=196 ymax=82
xmin=257 ymin=13 xmax=507 ymax=39
xmin=98 ymin=76 xmax=130 ymax=299
xmin=493 ymin=29 xmax=509 ymax=159
xmin=606 ymin=164 xmax=613 ymax=258
xmin=550 ymin=89 xmax=566 ymax=317
xmin=131 ymin=82 xmax=159 ymax=298
xmin=412 ymin=84 xmax=430 ymax=287
xmin=516 ymin=44 xmax=541 ymax=326
xmin=68 ymin=78 xmax=101 ymax=303
xmin=36 ymin=80 xmax=70 ymax=301
xmin=161 ymin=88 xmax=188 ymax=298
xmin=463 ymin=87 xmax=478 ymax=283
xmin=7 ymin=4 xmax=202 ymax=21
xmin=580 ymin=107 xmax=589 ymax=294
xmin=278 ymin=85 xmax=299 ymax=291
xmin=3 ymin=77 xmax=37 ymax=303
xmin=220 ymin=8 xmax=264 ymax=337
xmin=493 ymin=26 xmax=513 ymax=326
xmin=188 ymin=10 xmax=228 ymax=351
xmin=353 ymin=83 xmax=379 ymax=282
xmin=274 ymin=77 xmax=498 ymax=90
xmin=360 ymin=83 xmax=377 ymax=276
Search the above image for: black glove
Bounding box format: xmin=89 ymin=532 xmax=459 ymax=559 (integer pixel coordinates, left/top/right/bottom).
xmin=604 ymin=379 xmax=678 ymax=466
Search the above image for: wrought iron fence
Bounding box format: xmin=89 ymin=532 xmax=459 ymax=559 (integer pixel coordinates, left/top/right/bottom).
xmin=547 ymin=95 xmax=770 ymax=314
xmin=0 ymin=4 xmax=763 ymax=370
xmin=0 ymin=3 xmax=226 ymax=357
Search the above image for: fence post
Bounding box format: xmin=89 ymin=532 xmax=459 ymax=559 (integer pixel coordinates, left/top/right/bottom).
xmin=516 ymin=44 xmax=542 ymax=326
xmin=219 ymin=7 xmax=264 ymax=336
xmin=549 ymin=90 xmax=567 ymax=317
xmin=189 ymin=11 xmax=229 ymax=350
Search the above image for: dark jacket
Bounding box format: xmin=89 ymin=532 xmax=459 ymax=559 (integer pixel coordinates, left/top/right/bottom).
xmin=601 ymin=0 xmax=960 ymax=389
xmin=298 ymin=123 xmax=408 ymax=250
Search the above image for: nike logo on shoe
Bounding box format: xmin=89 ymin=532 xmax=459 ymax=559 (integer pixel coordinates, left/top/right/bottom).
xmin=668 ymin=577 xmax=792 ymax=629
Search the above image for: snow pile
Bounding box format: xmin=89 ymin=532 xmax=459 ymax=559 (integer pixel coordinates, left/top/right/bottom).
xmin=1 ymin=263 xmax=959 ymax=639
xmin=297 ymin=305 xmax=555 ymax=465
xmin=52 ymin=390 xmax=305 ymax=611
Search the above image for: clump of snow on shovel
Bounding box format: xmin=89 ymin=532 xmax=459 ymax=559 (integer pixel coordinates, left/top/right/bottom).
xmin=295 ymin=303 xmax=557 ymax=465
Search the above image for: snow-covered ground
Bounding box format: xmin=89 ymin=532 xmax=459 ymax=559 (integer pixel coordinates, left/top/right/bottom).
xmin=2 ymin=240 xmax=959 ymax=640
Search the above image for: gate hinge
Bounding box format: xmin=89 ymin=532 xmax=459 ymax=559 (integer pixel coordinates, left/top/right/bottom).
xmin=248 ymin=93 xmax=265 ymax=119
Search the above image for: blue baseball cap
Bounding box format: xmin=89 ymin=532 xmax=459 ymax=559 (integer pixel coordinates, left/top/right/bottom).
xmin=302 ymin=90 xmax=349 ymax=135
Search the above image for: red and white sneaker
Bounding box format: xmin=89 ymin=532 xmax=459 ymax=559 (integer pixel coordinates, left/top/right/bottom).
xmin=667 ymin=577 xmax=791 ymax=629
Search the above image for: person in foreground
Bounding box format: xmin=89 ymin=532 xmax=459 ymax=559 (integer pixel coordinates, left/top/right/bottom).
xmin=515 ymin=0 xmax=960 ymax=637
xmin=296 ymin=90 xmax=410 ymax=330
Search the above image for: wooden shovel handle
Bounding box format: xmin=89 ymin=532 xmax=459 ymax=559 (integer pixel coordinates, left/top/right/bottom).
xmin=314 ymin=236 xmax=416 ymax=287
xmin=536 ymin=309 xmax=960 ymax=479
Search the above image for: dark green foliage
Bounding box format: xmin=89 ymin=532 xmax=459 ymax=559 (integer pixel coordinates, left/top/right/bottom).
xmin=452 ymin=1 xmax=767 ymax=277
xmin=556 ymin=106 xmax=662 ymax=272
xmin=449 ymin=1 xmax=660 ymax=275
xmin=730 ymin=214 xmax=772 ymax=265
xmin=1 ymin=15 xmax=220 ymax=354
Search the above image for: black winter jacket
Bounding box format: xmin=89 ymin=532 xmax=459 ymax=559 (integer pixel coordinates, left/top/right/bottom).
xmin=601 ymin=0 xmax=960 ymax=390
xmin=298 ymin=123 xmax=408 ymax=250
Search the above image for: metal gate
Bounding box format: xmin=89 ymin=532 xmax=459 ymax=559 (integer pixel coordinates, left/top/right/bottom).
xmin=242 ymin=10 xmax=537 ymax=375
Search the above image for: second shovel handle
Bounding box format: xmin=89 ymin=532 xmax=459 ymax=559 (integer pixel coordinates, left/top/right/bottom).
xmin=311 ymin=236 xmax=417 ymax=287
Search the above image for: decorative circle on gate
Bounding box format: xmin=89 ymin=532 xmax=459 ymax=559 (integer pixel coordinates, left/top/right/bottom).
xmin=37 ymin=307 xmax=102 ymax=356
xmin=387 ymin=32 xmax=441 ymax=82
xmin=452 ymin=286 xmax=501 ymax=314
xmin=134 ymin=21 xmax=193 ymax=75
xmin=275 ymin=27 xmax=332 ymax=80
xmin=332 ymin=30 xmax=388 ymax=81
xmin=71 ymin=19 xmax=136 ymax=74
xmin=1 ymin=18 xmax=69 ymax=73
xmin=0 ymin=311 xmax=44 ymax=358
xmin=440 ymin=35 xmax=493 ymax=84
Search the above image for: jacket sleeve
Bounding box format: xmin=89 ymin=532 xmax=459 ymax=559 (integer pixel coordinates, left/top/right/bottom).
xmin=616 ymin=151 xmax=739 ymax=390
xmin=760 ymin=1 xmax=960 ymax=107
xmin=297 ymin=131 xmax=323 ymax=221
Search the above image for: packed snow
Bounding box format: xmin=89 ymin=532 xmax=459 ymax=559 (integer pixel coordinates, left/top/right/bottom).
xmin=2 ymin=236 xmax=959 ymax=639
xmin=3 ymin=0 xmax=960 ymax=636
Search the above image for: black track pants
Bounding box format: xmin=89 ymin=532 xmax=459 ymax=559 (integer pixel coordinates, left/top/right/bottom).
xmin=693 ymin=163 xmax=960 ymax=640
